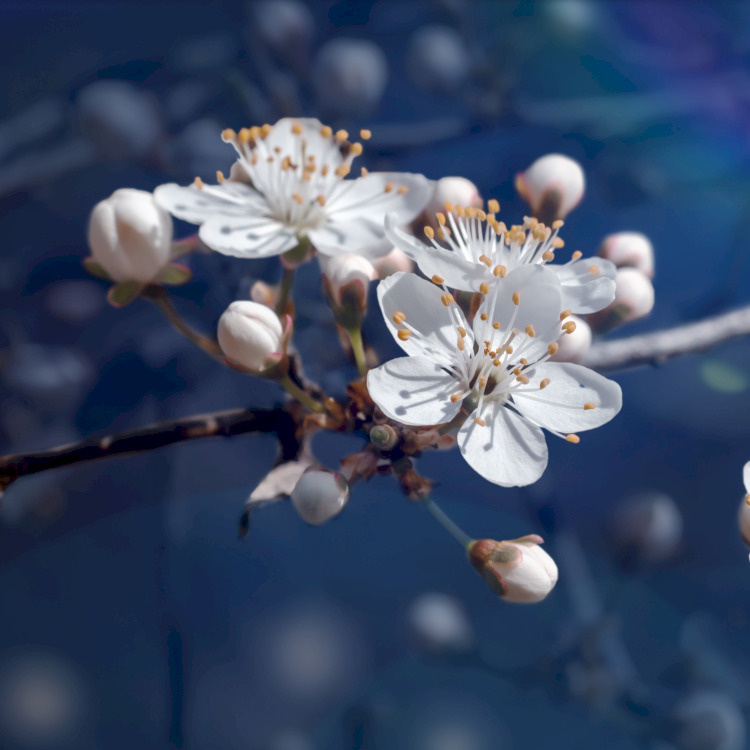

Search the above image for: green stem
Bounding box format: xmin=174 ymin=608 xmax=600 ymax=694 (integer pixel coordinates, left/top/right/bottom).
xmin=147 ymin=287 xmax=223 ymax=360
xmin=276 ymin=266 xmax=296 ymax=316
xmin=278 ymin=375 xmax=325 ymax=413
xmin=346 ymin=325 xmax=368 ymax=377
xmin=422 ymin=497 xmax=474 ymax=550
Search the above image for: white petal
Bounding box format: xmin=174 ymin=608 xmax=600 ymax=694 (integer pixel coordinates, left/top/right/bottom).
xmin=378 ymin=272 xmax=470 ymax=368
xmin=744 ymin=462 xmax=750 ymax=495
xmin=385 ymin=215 xmax=490 ymax=291
xmin=367 ymin=357 xmax=461 ymax=426
xmin=553 ymin=257 xmax=617 ymax=314
xmin=154 ymin=181 xmax=266 ymax=224
xmin=512 ymin=362 xmax=622 ymax=433
xmin=199 ymin=216 xmax=298 ymax=258
xmin=308 ymin=216 xmax=386 ymax=257
xmin=326 ymin=172 xmax=434 ymax=225
xmin=458 ymin=402 xmax=548 ymax=487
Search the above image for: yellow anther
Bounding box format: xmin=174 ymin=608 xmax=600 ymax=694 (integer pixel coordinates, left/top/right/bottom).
xmin=335 ymin=164 xmax=351 ymax=177
xmin=480 ymin=312 xmax=488 ymax=321
xmin=520 ymin=357 xmax=528 ymax=365
xmin=512 ymin=291 xmax=521 ymax=306
xmin=392 ymin=311 xmax=406 ymax=324
xmin=457 ymin=326 xmax=467 ymax=338
xmin=525 ymin=325 xmax=536 ymax=337
xmin=547 ymin=342 xmax=559 ymax=356
xmin=746 ymin=494 xmax=750 ymax=505
xmin=260 ymin=123 xmax=272 ymax=137
xmin=456 ymin=205 xmax=465 ymax=218
xmin=266 ymin=156 xmax=274 ymax=163
xmin=431 ymin=273 xmax=444 ymax=285
xmin=321 ymin=164 xmax=329 ymax=176
xmin=513 ymin=367 xmax=522 ymax=376
xmin=478 ymin=255 xmax=492 ymax=267
xmin=479 ymin=282 xmax=490 ymax=295
xmin=560 ymin=310 xmax=571 ymax=320
xmin=424 ymin=226 xmax=435 ymax=240
xmin=493 ymin=265 xmax=507 ymax=278
xmin=274 ymin=146 xmax=282 ymax=154
xmin=359 ymin=129 xmax=372 ymax=140
xmin=553 ymin=237 xmax=565 ymax=249
xmin=562 ymin=321 xmax=577 ymax=334
xmin=316 ymin=194 xmax=326 ymax=206
xmin=292 ymin=193 xmax=304 ymax=204
xmin=397 ymin=185 xmax=409 ymax=194
xmin=216 ymin=170 xmax=225 ymax=183
xmin=566 ymin=434 xmax=580 ymax=444
xmin=450 ymin=393 xmax=463 ymax=403
xmin=552 ymin=219 xmax=564 ymax=229
xmin=583 ymin=402 xmax=596 ymax=410
xmin=516 ymin=373 xmax=530 ymax=384
xmin=397 ymin=329 xmax=412 ymax=341
xmin=384 ymin=182 xmax=394 ymax=193
xmin=542 ymin=251 xmax=555 ymax=262
xmin=251 ymin=153 xmax=259 ymax=166
xmin=444 ymin=202 xmax=454 ymax=213
xmin=505 ymin=345 xmax=513 ymax=354
xmin=457 ymin=337 xmax=465 ymax=351
xmin=487 ymin=199 xmax=500 ymax=214
xmin=588 ymin=265 xmax=601 ymax=277
xmin=221 ymin=128 xmax=236 ymax=141
xmin=474 ymin=417 xmax=486 ymax=427
xmin=479 ymin=376 xmax=487 ymax=388
xmin=193 ymin=176 xmax=204 ymax=189
xmin=492 ymin=321 xmax=500 ymax=330
xmin=477 ymin=209 xmax=487 ymax=221
xmin=571 ymin=250 xmax=583 ymax=261
xmin=320 ymin=125 xmax=333 ymax=137
xmin=441 ymin=293 xmax=455 ymax=306
xmin=291 ymin=123 xmax=303 ymax=135
xmin=349 ymin=142 xmax=363 ymax=156
xmin=539 ymin=378 xmax=551 ymax=389
xmin=335 ymin=129 xmax=349 ymax=142
xmin=493 ymin=359 xmax=501 ymax=367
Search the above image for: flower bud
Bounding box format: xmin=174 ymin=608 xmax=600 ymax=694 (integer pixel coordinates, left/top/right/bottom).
xmin=406 ymin=25 xmax=471 ymax=94
xmin=320 ymin=253 xmax=375 ymax=329
xmin=290 ymin=469 xmax=350 ymax=525
xmin=217 ymin=300 xmax=286 ymax=375
xmin=250 ymin=0 xmax=314 ymax=61
xmin=598 ymin=232 xmax=654 ymax=278
xmin=588 ymin=267 xmax=655 ymax=332
xmin=552 ymin=314 xmax=591 ymax=363
xmin=739 ymin=461 xmax=750 ymax=546
xmin=420 ymin=177 xmax=482 ymax=228
xmin=372 ymin=247 xmax=415 ymax=279
xmin=87 ymin=188 xmax=173 ymax=284
xmin=468 ymin=535 xmax=558 ymax=604
xmin=515 ymin=154 xmax=585 ymax=222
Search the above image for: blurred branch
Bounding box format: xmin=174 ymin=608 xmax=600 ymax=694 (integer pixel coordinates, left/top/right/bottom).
xmin=0 ymin=406 xmax=301 ymax=494
xmin=583 ymin=303 xmax=750 ymax=372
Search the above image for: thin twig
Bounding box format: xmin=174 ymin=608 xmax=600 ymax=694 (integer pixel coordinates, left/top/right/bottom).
xmin=583 ymin=303 xmax=750 ymax=372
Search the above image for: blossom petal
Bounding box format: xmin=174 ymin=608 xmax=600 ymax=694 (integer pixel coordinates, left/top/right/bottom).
xmin=458 ymin=403 xmax=548 ymax=487
xmin=367 ymin=356 xmax=461 ymax=426
xmin=308 ymin=216 xmax=387 ymax=257
xmin=154 ymin=182 xmax=267 ymax=224
xmin=552 ymin=257 xmax=617 ymax=314
xmin=199 ymin=216 xmax=298 ymax=258
xmin=326 ymin=172 xmax=434 ymax=225
xmin=744 ymin=462 xmax=750 ymax=495
xmin=378 ymin=272 xmax=471 ymax=368
xmin=512 ymin=362 xmax=622 ymax=433
xmin=385 ymin=214 xmax=490 ymax=291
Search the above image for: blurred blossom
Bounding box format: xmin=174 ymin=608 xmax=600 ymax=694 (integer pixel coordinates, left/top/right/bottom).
xmin=672 ymin=690 xmax=746 ymax=750
xmin=611 ymin=491 xmax=683 ymax=567
xmin=406 ymin=25 xmax=472 ymax=94
xmin=551 ymin=314 xmax=591 ymax=363
xmin=163 ymin=118 xmax=233 ymax=180
xmin=598 ymin=232 xmax=655 ymax=278
xmin=267 ymin=728 xmax=315 ymax=750
xmin=311 ymin=39 xmax=388 ymax=119
xmin=250 ymin=0 xmax=315 ymax=64
xmin=543 ymin=0 xmax=598 ymax=36
xmin=422 ymin=177 xmax=482 ymax=224
xmin=372 ymin=246 xmax=414 ymax=279
xmin=406 ymin=592 xmax=475 ymax=654
xmin=0 ymin=650 xmax=89 ymax=747
xmin=171 ymin=33 xmax=236 ymax=73
xmin=76 ymin=80 xmax=162 ymax=161
xmin=44 ymin=280 xmax=104 ymax=324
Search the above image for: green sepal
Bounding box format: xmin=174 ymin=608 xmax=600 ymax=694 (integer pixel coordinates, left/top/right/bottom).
xmin=107 ymin=281 xmax=144 ymax=308
xmin=82 ymin=257 xmax=112 ymax=281
xmin=155 ymin=263 xmax=192 ymax=286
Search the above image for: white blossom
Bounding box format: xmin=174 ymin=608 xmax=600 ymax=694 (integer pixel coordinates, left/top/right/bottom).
xmin=598 ymin=231 xmax=654 ymax=278
xmin=367 ymin=266 xmax=622 ymax=486
xmin=385 ymin=206 xmax=616 ymax=314
xmin=217 ymin=300 xmax=285 ymax=374
xmin=87 ymin=188 xmax=172 ymax=283
xmin=155 ymin=118 xmax=431 ymax=261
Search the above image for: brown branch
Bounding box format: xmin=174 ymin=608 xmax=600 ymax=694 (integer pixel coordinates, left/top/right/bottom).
xmin=0 ymin=406 xmax=301 ymax=493
xmin=582 ymin=304 xmax=750 ymax=373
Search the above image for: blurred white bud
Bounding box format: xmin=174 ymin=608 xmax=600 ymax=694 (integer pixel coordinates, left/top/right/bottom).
xmin=598 ymin=232 xmax=654 ymax=278
xmin=515 ymin=154 xmax=585 ymax=221
xmin=217 ymin=300 xmax=285 ymax=374
xmin=552 ymin=314 xmax=592 ymax=363
xmin=673 ymin=690 xmax=746 ymax=750
xmin=589 ymin=267 xmax=655 ymax=332
xmin=291 ymin=469 xmax=350 ymax=525
xmin=407 ymin=592 xmax=475 ymax=653
xmin=251 ymin=0 xmax=314 ymax=59
xmin=77 ymin=80 xmax=162 ymax=161
xmin=427 ymin=176 xmax=482 ymax=215
xmin=612 ymin=491 xmax=683 ymax=566
xmin=372 ymin=247 xmax=414 ymax=279
xmin=248 ymin=279 xmax=278 ymax=308
xmin=406 ymin=25 xmax=471 ymax=94
xmin=468 ymin=535 xmax=558 ymax=604
xmin=311 ymin=39 xmax=388 ymax=119
xmin=87 ymin=188 xmax=173 ymax=283
xmin=320 ymin=253 xmax=375 ymax=328
xmin=739 ymin=462 xmax=750 ymax=545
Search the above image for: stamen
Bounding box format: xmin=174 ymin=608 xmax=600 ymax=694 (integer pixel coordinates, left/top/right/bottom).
xmin=384 ymin=182 xmax=394 ymax=193
xmin=457 ymin=326 xmax=467 ymax=338
xmin=566 ymin=434 xmax=580 ymax=443
xmin=478 ymin=255 xmax=492 ymax=267
xmin=525 ymin=325 xmax=536 ymax=337
xmin=316 ymin=195 xmax=326 ymax=206
xmin=320 ymin=125 xmax=333 ymax=137
xmin=450 ymin=393 xmax=463 ymax=403
xmin=431 ymin=273 xmax=444 ymax=284
xmin=441 ymin=293 xmax=455 ymax=306
xmin=512 ymin=291 xmax=521 ymax=306
xmin=349 ymin=142 xmax=363 ymax=156
xmin=457 ymin=337 xmax=465 ymax=351
xmin=493 ymin=265 xmax=506 ymax=278
xmin=292 ymin=193 xmax=304 ymax=204
xmin=260 ymin=124 xmax=272 ymax=137
xmin=216 ymin=170 xmax=225 ymax=183
xmin=479 ymin=282 xmax=490 ymax=295
xmin=553 ymin=237 xmax=565 ymax=248
xmin=392 ymin=312 xmax=406 ymax=324
xmin=487 ymin=199 xmax=500 ymax=213
xmin=542 ymin=251 xmax=555 ymax=262
xmin=480 ymin=313 xmax=488 ymax=321
xmin=425 ymin=227 xmax=435 ymax=240
xmin=492 ymin=321 xmax=500 ymax=329
xmin=562 ymin=321 xmax=577 ymax=334
xmin=547 ymin=342 xmax=558 ymax=356
xmin=436 ymin=212 xmax=446 ymax=225
xmin=583 ymin=402 xmax=596 ymax=410
xmin=516 ymin=374 xmax=530 ymax=384
xmin=194 ymin=177 xmax=204 ymax=189
xmin=539 ymin=378 xmax=550 ymax=389
xmin=552 ymin=219 xmax=564 ymax=229
xmin=588 ymin=265 xmax=601 ymax=276
xmin=397 ymin=186 xmax=409 ymax=194
xmin=221 ymin=128 xmax=236 ymax=142
xmin=335 ymin=129 xmax=349 ymax=142
xmin=360 ymin=129 xmax=372 ymax=140
xmin=398 ymin=329 xmax=412 ymax=341
xmin=335 ymin=164 xmax=351 ymax=177
xmin=571 ymin=251 xmax=582 ymax=260
xmin=360 ymin=167 xmax=369 ymax=177
xmin=560 ymin=310 xmax=571 ymax=320
xmin=474 ymin=417 xmax=486 ymax=427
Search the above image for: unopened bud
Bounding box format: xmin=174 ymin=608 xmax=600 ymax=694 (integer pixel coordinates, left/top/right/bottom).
xmin=515 ymin=154 xmax=585 ymax=222
xmin=588 ymin=267 xmax=655 ymax=332
xmin=552 ymin=314 xmax=591 ymax=363
xmin=407 ymin=592 xmax=475 ymax=653
xmin=87 ymin=188 xmax=173 ymax=283
xmin=468 ymin=535 xmax=558 ymax=604
xmin=420 ymin=177 xmax=482 ymax=230
xmin=406 ymin=25 xmax=471 ymax=94
xmin=249 ymin=279 xmax=277 ymax=308
xmin=372 ymin=247 xmax=415 ymax=279
xmin=320 ymin=253 xmax=375 ymax=328
xmin=369 ymin=424 xmax=399 ymax=450
xmin=217 ymin=300 xmax=286 ymax=375
xmin=290 ymin=469 xmax=350 ymax=525
xmin=598 ymin=232 xmax=654 ymax=278
xmin=251 ymin=0 xmax=314 ymax=60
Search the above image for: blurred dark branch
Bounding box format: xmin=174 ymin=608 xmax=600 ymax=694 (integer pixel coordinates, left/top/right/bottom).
xmin=0 ymin=406 xmax=301 ymax=493
xmin=583 ymin=303 xmax=750 ymax=372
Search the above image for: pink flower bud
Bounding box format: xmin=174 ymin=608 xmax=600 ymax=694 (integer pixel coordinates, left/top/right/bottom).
xmin=468 ymin=535 xmax=558 ymax=604
xmin=217 ymin=300 xmax=285 ymax=374
xmin=552 ymin=314 xmax=592 ymax=363
xmin=87 ymin=188 xmax=172 ymax=283
xmin=291 ymin=469 xmax=350 ymax=525
xmin=515 ymin=154 xmax=585 ymax=221
xmin=371 ymin=247 xmax=414 ymax=279
xmin=588 ymin=267 xmax=655 ymax=332
xmin=598 ymin=232 xmax=654 ymax=278
xmin=320 ymin=253 xmax=375 ymax=327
